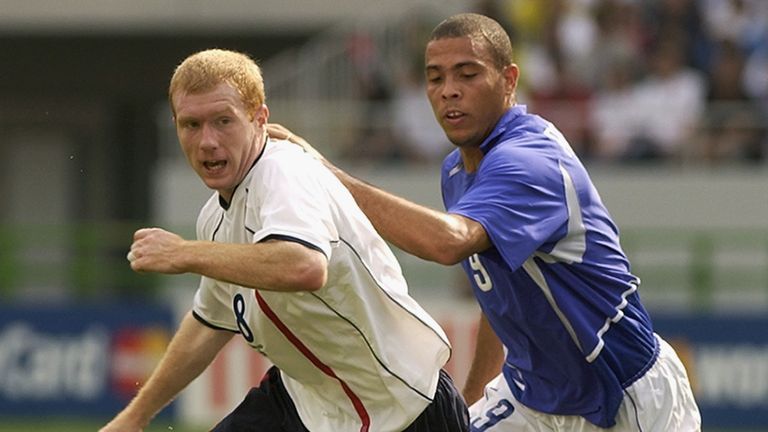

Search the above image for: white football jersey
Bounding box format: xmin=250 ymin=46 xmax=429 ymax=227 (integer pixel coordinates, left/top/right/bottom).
xmin=192 ymin=139 xmax=452 ymax=432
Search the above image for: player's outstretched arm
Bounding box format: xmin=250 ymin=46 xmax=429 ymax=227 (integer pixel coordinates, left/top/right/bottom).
xmin=338 ymin=176 xmax=489 ymax=265
xmin=128 ymin=228 xmax=328 ymax=292
xmin=463 ymin=312 xmax=505 ymax=405
xmin=99 ymin=312 xmax=233 ymax=432
xmin=267 ymin=123 xmax=491 ymax=265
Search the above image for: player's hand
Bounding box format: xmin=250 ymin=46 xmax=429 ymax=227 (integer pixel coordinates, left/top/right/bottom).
xmin=127 ymin=227 xmax=188 ymax=275
xmin=266 ymin=123 xmax=325 ymax=162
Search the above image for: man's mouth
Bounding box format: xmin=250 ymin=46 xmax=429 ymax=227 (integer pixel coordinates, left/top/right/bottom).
xmin=444 ymin=110 xmax=466 ymax=125
xmin=203 ymin=160 xmax=227 ymax=172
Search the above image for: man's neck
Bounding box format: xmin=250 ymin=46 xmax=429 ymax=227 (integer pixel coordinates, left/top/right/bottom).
xmin=459 ymin=146 xmax=484 ymax=173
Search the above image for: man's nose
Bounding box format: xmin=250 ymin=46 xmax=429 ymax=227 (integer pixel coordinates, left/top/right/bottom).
xmin=199 ymin=123 xmax=218 ymax=149
xmin=441 ymin=77 xmax=460 ymax=100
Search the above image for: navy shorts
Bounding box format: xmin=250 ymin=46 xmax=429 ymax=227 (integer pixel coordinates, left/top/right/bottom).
xmin=211 ymin=366 xmax=469 ymax=432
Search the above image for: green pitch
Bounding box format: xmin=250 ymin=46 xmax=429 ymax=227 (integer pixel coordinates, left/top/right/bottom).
xmin=0 ymin=419 xmax=205 ymax=432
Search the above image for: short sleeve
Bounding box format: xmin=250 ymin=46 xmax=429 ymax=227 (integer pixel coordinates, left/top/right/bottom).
xmin=192 ymin=276 xmax=238 ymax=332
xmin=449 ymin=147 xmax=568 ymax=271
xmin=247 ymin=154 xmax=335 ymax=259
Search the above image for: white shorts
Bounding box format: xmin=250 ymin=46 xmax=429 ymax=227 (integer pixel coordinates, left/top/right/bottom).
xmin=468 ymin=335 xmax=701 ymax=431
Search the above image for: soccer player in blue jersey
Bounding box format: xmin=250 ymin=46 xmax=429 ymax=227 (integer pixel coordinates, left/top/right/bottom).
xmin=274 ymin=12 xmax=701 ymax=431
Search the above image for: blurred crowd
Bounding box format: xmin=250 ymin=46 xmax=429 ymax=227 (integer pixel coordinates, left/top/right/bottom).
xmin=342 ymin=0 xmax=768 ymax=166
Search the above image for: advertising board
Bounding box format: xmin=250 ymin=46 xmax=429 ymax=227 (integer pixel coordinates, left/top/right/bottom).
xmin=0 ymin=303 xmax=174 ymax=417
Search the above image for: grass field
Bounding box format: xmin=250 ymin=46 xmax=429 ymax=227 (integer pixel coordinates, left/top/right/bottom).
xmin=0 ymin=419 xmax=206 ymax=432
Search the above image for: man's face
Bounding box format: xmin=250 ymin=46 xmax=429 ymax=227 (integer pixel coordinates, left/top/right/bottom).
xmin=173 ymin=83 xmax=267 ymax=202
xmin=425 ymin=36 xmax=515 ymax=148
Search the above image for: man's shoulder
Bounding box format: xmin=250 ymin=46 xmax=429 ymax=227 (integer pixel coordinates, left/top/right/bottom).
xmin=253 ymin=140 xmax=323 ymax=180
xmin=484 ymin=136 xmax=552 ymax=168
xmin=491 ymin=113 xmax=572 ymax=160
xmin=262 ymin=139 xmax=314 ymax=162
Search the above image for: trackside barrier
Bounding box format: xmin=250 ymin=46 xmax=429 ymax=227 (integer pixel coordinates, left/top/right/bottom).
xmin=0 ymin=303 xmax=175 ymax=418
xmin=653 ymin=313 xmax=768 ymax=428
xmin=0 ymin=303 xmax=765 ymax=428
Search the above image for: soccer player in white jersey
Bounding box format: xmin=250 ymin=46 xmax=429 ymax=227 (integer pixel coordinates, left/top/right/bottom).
xmin=99 ymin=49 xmax=469 ymax=432
xmin=274 ymin=13 xmax=701 ymax=432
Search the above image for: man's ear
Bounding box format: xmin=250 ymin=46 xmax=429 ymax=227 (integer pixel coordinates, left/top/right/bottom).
xmin=503 ymin=63 xmax=520 ymax=97
xmin=251 ymin=104 xmax=270 ymax=126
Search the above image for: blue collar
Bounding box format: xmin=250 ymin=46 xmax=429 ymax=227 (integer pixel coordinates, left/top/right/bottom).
xmin=478 ymin=105 xmax=528 ymax=154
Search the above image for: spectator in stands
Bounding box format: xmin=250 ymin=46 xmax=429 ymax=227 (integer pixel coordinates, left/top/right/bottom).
xmin=701 ymin=0 xmax=768 ymax=53
xmin=342 ymin=30 xmax=405 ymax=163
xmin=391 ymin=58 xmax=452 ymax=164
xmin=701 ymin=0 xmax=768 ymax=119
xmin=523 ymin=0 xmax=596 ymax=157
xmin=698 ymin=39 xmax=766 ymax=162
xmin=528 ymin=52 xmax=594 ymax=158
xmin=625 ymin=34 xmax=706 ymax=161
xmin=591 ymin=0 xmax=648 ymax=85
xmin=590 ymin=55 xmax=642 ymax=161
xmin=644 ymin=0 xmax=712 ymax=72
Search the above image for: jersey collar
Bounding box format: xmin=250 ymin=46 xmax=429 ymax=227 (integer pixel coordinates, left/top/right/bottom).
xmin=478 ymin=105 xmax=527 ymax=154
xmin=218 ymin=136 xmax=268 ymax=210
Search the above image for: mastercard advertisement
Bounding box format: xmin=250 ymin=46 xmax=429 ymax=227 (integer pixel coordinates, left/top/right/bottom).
xmin=0 ymin=303 xmax=174 ymax=417
xmin=110 ymin=326 xmax=172 ymax=397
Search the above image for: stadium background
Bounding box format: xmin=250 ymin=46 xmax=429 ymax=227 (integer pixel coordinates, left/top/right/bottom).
xmin=0 ymin=0 xmax=766 ymax=430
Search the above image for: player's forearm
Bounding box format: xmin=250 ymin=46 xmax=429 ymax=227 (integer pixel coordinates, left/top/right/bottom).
xmin=333 ymin=167 xmax=484 ymax=265
xmin=273 ymin=128 xmax=489 ymax=263
xmin=130 ymin=228 xmax=327 ymax=292
xmin=123 ymin=352 xmax=206 ymax=422
xmin=182 ymin=240 xmax=328 ymax=292
xmin=463 ymin=312 xmax=505 ymax=405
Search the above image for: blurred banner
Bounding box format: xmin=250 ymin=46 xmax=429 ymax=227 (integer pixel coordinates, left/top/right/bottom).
xmin=654 ymin=313 xmax=768 ymax=428
xmin=179 ymin=303 xmax=768 ymax=430
xmin=2 ymin=302 xmax=765 ymax=429
xmin=0 ymin=303 xmax=174 ymax=417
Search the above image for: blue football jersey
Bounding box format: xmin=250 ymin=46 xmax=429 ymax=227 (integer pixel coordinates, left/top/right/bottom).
xmin=442 ymin=106 xmax=658 ymax=428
